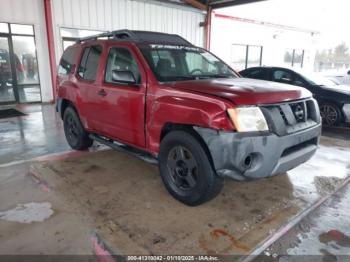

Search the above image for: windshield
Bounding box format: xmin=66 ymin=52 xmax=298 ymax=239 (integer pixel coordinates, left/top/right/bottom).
xmin=140 ymin=45 xmax=237 ymax=82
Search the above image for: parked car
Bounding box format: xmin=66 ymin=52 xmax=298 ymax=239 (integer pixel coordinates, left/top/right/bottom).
xmin=240 ymin=66 xmax=350 ymax=126
xmin=56 ymin=30 xmax=321 ymax=206
xmin=325 ymin=75 xmax=344 ymax=85
xmin=324 ymin=70 xmax=350 ymax=85
xmin=0 ymin=48 xmax=25 ymax=87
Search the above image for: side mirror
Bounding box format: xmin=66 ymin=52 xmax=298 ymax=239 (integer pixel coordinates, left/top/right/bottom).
xmin=347 ymin=70 xmax=350 ymax=75
xmin=112 ymin=70 xmax=136 ymax=84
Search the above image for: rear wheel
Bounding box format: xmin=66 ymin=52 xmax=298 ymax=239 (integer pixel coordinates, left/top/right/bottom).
xmin=159 ymin=130 xmax=223 ymax=206
xmin=63 ymin=106 xmax=93 ymax=150
xmin=320 ymin=103 xmax=342 ymax=126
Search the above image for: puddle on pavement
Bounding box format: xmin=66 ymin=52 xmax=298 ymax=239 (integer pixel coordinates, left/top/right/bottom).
xmin=0 ymin=202 xmax=53 ymax=223
xmin=286 ymin=144 xmax=350 ymax=203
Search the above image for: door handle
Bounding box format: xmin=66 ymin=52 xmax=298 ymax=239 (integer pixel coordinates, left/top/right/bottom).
xmin=98 ymin=89 xmax=107 ymax=97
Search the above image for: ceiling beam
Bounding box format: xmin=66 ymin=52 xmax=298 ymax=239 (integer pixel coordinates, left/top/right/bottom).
xmin=208 ymin=0 xmax=266 ymax=9
xmin=183 ymin=0 xmax=208 ymax=10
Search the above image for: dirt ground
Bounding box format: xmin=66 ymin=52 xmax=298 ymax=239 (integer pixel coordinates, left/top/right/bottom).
xmin=0 ymin=134 xmax=349 ymax=257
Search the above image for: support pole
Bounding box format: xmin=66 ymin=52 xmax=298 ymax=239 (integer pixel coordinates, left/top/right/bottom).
xmin=44 ymin=0 xmax=57 ymax=102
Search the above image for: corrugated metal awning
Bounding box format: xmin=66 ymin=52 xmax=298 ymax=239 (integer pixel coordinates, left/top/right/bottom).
xmin=161 ymin=0 xmax=267 ymax=10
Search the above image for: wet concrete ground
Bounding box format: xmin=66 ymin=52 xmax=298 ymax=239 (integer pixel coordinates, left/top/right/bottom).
xmin=0 ymin=162 xmax=93 ymax=255
xmin=0 ymin=105 xmax=70 ymax=165
xmin=0 ymin=105 xmax=349 ymax=258
xmin=262 ymin=180 xmax=350 ymax=261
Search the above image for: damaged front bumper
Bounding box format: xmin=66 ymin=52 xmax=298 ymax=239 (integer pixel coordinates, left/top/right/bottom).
xmin=195 ymin=124 xmax=321 ymax=181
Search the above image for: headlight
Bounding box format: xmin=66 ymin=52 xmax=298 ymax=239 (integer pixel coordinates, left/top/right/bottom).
xmin=227 ymin=107 xmax=269 ymax=132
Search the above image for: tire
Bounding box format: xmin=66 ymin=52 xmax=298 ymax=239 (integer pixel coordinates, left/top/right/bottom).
xmin=159 ymin=130 xmax=224 ymax=206
xmin=320 ymin=103 xmax=343 ymax=126
xmin=63 ymin=106 xmax=93 ymax=150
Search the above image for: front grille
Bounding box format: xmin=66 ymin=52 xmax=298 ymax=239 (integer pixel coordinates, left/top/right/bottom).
xmin=290 ymin=102 xmax=307 ymax=123
xmin=261 ymin=99 xmax=320 ymax=136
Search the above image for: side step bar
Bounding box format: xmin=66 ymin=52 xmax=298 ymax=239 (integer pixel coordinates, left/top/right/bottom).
xmin=89 ymin=134 xmax=158 ymax=165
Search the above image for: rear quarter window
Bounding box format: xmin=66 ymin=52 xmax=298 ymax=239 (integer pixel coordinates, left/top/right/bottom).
xmin=58 ymin=46 xmax=79 ymax=75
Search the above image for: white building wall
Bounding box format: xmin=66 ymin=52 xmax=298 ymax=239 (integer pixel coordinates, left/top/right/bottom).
xmin=0 ymin=0 xmax=53 ymax=102
xmin=210 ymin=13 xmax=318 ymax=72
xmin=51 ymin=0 xmax=206 ymax=64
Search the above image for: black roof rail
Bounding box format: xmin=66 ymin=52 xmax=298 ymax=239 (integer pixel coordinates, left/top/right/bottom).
xmin=76 ymin=29 xmax=139 ymax=43
xmin=76 ymin=29 xmax=194 ymax=46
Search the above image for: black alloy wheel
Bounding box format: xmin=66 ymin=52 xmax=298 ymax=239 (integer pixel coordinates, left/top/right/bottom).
xmin=320 ymin=103 xmax=342 ymax=126
xmin=63 ymin=106 xmax=93 ymax=150
xmin=167 ymin=146 xmax=198 ymax=190
xmin=65 ymin=113 xmax=79 ymax=143
xmin=159 ymin=130 xmax=223 ymax=206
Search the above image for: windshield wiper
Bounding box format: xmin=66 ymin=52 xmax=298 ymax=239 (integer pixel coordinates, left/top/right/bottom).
xmin=195 ymin=74 xmax=233 ymax=79
xmin=160 ymin=76 xmax=197 ymax=81
xmin=161 ymin=75 xmax=233 ymax=82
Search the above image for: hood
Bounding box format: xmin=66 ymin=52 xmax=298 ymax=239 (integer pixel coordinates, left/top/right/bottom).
xmin=167 ymin=77 xmax=312 ymax=105
xmin=320 ymin=84 xmax=350 ymax=95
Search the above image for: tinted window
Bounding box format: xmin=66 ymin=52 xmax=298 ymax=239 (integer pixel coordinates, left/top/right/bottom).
xmin=78 ymin=45 xmax=102 ymax=81
xmin=150 ymin=50 xmax=176 ymax=70
xmin=58 ymin=47 xmax=78 ymax=75
xmin=242 ymin=68 xmax=268 ymax=80
xmin=105 ymin=47 xmax=141 ymax=84
xmin=272 ymin=70 xmax=293 ymax=83
xmin=293 ymin=74 xmax=307 ymax=87
xmin=78 ymin=48 xmax=90 ymax=78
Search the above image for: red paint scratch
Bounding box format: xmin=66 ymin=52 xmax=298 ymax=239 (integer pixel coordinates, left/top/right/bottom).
xmin=91 ymin=235 xmax=115 ymax=262
xmin=28 ymin=172 xmax=51 ymax=193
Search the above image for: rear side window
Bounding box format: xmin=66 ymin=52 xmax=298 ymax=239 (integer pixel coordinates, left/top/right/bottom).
xmin=58 ymin=47 xmax=78 ymax=75
xmin=272 ymin=70 xmax=293 ymax=82
xmin=78 ymin=45 xmax=102 ymax=81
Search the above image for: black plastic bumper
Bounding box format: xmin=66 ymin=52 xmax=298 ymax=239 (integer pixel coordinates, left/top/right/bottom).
xmin=194 ymin=124 xmax=321 ymax=181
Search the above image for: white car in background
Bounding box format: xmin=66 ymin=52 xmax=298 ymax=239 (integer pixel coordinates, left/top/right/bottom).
xmin=324 ymin=70 xmax=350 ymax=85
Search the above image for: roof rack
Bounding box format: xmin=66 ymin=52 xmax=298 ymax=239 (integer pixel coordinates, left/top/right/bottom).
xmin=77 ymin=29 xmax=138 ymax=43
xmin=76 ymin=29 xmax=193 ymax=46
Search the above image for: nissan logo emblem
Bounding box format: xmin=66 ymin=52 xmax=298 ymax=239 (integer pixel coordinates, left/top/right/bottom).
xmin=294 ymin=105 xmax=304 ymax=121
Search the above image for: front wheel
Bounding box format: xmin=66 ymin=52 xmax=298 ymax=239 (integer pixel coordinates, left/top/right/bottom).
xmin=320 ymin=103 xmax=342 ymax=126
xmin=63 ymin=106 xmax=93 ymax=150
xmin=159 ymin=130 xmax=223 ymax=206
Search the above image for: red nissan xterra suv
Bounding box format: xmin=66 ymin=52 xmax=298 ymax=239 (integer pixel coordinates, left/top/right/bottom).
xmin=56 ymin=30 xmax=321 ymax=206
